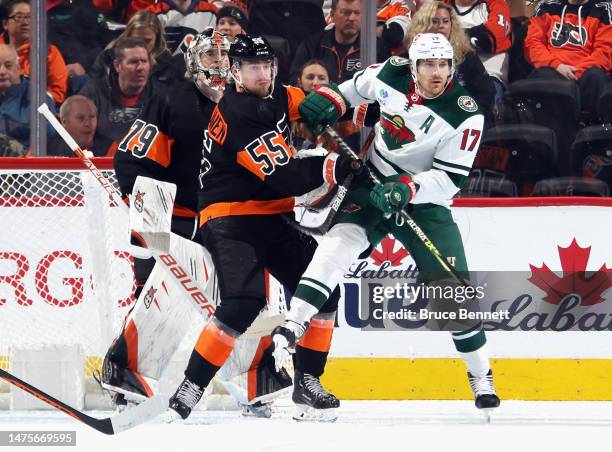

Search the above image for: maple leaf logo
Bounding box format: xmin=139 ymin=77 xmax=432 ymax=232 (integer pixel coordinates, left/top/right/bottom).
xmin=528 ymin=238 xmax=612 ymax=306
xmin=370 ymin=236 xmax=409 ymax=267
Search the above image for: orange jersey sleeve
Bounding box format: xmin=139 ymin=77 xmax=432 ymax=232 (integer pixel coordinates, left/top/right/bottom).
xmin=524 ymin=14 xmax=564 ymax=69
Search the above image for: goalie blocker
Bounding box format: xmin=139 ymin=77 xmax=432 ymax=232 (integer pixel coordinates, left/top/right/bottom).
xmin=101 ymin=176 xmax=292 ymax=415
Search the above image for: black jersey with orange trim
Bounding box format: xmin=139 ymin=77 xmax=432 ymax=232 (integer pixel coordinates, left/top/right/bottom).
xmin=114 ymin=80 xmax=216 ymax=217
xmin=198 ymin=84 xmax=326 ymax=225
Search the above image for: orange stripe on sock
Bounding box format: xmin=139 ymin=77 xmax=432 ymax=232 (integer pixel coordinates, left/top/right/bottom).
xmin=194 ymin=321 xmax=236 ymax=367
xmin=247 ymin=336 xmax=272 ymax=401
xmin=298 ymin=318 xmax=334 ymax=353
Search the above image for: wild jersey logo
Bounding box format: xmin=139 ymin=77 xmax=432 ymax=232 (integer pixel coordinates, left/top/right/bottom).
xmin=134 ymin=191 xmax=145 ymax=213
xmin=380 ymin=112 xmax=416 ymax=150
xmin=551 ymin=22 xmax=588 ymax=47
xmin=458 ymin=96 xmax=478 ymax=112
xmin=389 ymin=56 xmax=410 ymax=66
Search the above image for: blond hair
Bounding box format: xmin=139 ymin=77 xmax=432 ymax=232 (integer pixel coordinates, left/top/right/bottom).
xmin=107 ymin=11 xmax=167 ymax=65
xmin=405 ymin=1 xmax=473 ymax=65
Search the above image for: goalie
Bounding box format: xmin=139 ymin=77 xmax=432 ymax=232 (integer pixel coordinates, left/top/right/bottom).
xmin=101 ymin=29 xmax=291 ymax=417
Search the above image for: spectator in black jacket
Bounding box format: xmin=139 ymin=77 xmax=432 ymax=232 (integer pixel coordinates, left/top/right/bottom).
xmin=47 ymin=0 xmax=114 ymax=79
xmin=405 ymin=0 xmax=496 ymax=118
xmin=290 ymin=0 xmax=388 ymax=84
xmin=90 ymin=11 xmax=184 ymax=88
xmin=80 ymin=37 xmax=161 ymax=145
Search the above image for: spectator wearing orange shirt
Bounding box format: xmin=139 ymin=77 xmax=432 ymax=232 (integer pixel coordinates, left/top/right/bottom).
xmin=525 ymin=0 xmax=611 ymax=122
xmin=0 ymin=0 xmax=68 ymax=105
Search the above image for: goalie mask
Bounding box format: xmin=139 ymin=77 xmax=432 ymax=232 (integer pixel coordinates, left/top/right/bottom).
xmin=408 ymin=33 xmax=455 ymax=99
xmin=229 ymin=34 xmax=277 ymax=97
xmin=185 ymin=28 xmax=231 ymax=101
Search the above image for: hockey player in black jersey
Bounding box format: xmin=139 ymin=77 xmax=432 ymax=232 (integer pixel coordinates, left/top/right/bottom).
xmin=101 ymin=29 xmax=294 ymax=417
xmin=167 ymin=34 xmax=362 ymax=422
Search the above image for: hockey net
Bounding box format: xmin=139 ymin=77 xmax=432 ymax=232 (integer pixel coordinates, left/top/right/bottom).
xmin=0 ymin=158 xmax=135 ymax=408
xmin=0 ymin=158 xmax=289 ymax=411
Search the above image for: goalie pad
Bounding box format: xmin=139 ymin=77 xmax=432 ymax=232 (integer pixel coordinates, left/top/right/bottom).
xmin=129 ymin=176 xmax=176 ymax=254
xmin=115 ymin=232 xmax=218 ymax=384
xmin=113 ymin=237 xmax=289 ymax=406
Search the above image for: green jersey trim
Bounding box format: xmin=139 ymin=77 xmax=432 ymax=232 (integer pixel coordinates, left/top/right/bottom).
xmin=422 ymin=83 xmax=481 ymax=130
xmin=433 ymin=158 xmax=471 ymax=176
xmin=376 ymin=59 xmax=411 ymax=94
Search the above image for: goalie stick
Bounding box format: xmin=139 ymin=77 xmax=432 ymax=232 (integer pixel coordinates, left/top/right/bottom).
xmin=289 ymin=129 xmax=375 ymax=236
xmin=323 ymin=126 xmax=470 ymax=287
xmin=0 ymin=368 xmax=166 ymax=435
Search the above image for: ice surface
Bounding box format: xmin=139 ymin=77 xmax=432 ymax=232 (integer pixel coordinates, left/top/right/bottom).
xmin=1 ymin=400 xmax=611 ymax=452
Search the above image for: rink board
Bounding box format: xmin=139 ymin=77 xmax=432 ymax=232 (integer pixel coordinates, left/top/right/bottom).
xmin=323 ymin=198 xmax=612 ymax=400
xmin=1 ymin=196 xmax=611 ymax=400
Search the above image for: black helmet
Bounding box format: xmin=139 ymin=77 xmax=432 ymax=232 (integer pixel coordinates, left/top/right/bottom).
xmin=229 ymin=34 xmax=275 ymax=64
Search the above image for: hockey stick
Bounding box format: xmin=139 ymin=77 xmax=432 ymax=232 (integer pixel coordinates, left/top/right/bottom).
xmin=37 ymin=104 xmax=216 ymax=313
xmin=324 ymin=126 xmax=469 ymax=287
xmin=290 ymin=129 xmax=375 ymax=236
xmin=0 ymin=368 xmax=166 ymax=435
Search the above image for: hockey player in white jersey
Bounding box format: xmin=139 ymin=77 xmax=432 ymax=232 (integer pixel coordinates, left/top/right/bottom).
xmin=272 ymin=33 xmax=500 ymax=412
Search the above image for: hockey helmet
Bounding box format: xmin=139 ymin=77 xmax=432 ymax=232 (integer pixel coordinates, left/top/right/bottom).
xmin=184 ymin=28 xmax=231 ymax=92
xmin=408 ymin=33 xmax=455 ymax=96
xmin=229 ymin=34 xmax=275 ymax=64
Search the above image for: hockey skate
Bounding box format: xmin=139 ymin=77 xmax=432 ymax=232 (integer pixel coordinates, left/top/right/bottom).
xmin=166 ymin=377 xmax=205 ymax=421
xmin=468 ymin=369 xmax=500 ymax=421
xmin=292 ymin=370 xmax=339 ymax=422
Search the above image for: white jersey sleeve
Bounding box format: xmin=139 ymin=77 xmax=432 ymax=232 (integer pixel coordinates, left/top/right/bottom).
xmin=412 ymin=114 xmax=484 ymax=205
xmin=338 ymin=62 xmax=386 ymax=107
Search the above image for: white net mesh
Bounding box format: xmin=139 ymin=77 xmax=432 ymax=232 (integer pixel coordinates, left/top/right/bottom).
xmin=0 ymin=163 xmax=135 ymax=386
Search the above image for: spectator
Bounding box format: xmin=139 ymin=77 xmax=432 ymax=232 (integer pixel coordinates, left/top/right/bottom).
xmin=0 ymin=44 xmax=56 ymax=148
xmin=406 ymin=1 xmax=496 ymax=117
xmin=446 ymin=0 xmax=512 ymax=106
xmin=292 ymin=59 xmax=332 ymax=148
xmin=297 ymin=59 xmax=331 ymax=93
xmin=524 ymin=0 xmax=612 ymax=122
xmin=291 ymin=0 xmax=389 ymax=84
xmin=80 ymin=37 xmax=159 ymax=145
xmin=92 ymin=0 xmax=231 ymax=23
xmin=144 ymin=0 xmax=219 ymax=55
xmin=47 ymin=0 xmax=114 ymax=80
xmin=91 ymin=11 xmax=184 ymax=87
xmin=48 ymin=95 xmax=111 ymax=157
xmin=216 ymin=4 xmax=248 ymax=42
xmin=0 ymin=0 xmax=69 ymax=105
xmin=377 ymin=0 xmax=412 ymax=55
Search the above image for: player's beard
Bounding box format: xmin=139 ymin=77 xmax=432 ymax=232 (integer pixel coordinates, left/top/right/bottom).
xmin=245 ymin=80 xmax=272 ymax=97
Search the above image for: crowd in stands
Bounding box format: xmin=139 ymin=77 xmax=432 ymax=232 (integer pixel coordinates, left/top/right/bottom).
xmin=0 ymin=0 xmax=609 ymax=197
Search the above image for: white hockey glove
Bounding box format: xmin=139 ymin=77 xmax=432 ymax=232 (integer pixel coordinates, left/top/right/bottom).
xmin=270 ymin=320 xmax=308 ymax=372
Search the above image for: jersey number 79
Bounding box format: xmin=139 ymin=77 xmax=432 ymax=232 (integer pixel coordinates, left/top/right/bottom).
xmin=118 ymin=119 xmax=160 ymax=158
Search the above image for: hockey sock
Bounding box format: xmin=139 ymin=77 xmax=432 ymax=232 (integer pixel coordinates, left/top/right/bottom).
xmin=185 ymin=319 xmax=238 ymax=388
xmin=295 ymin=312 xmax=336 ymax=377
xmin=452 ymin=330 xmax=491 ymax=377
